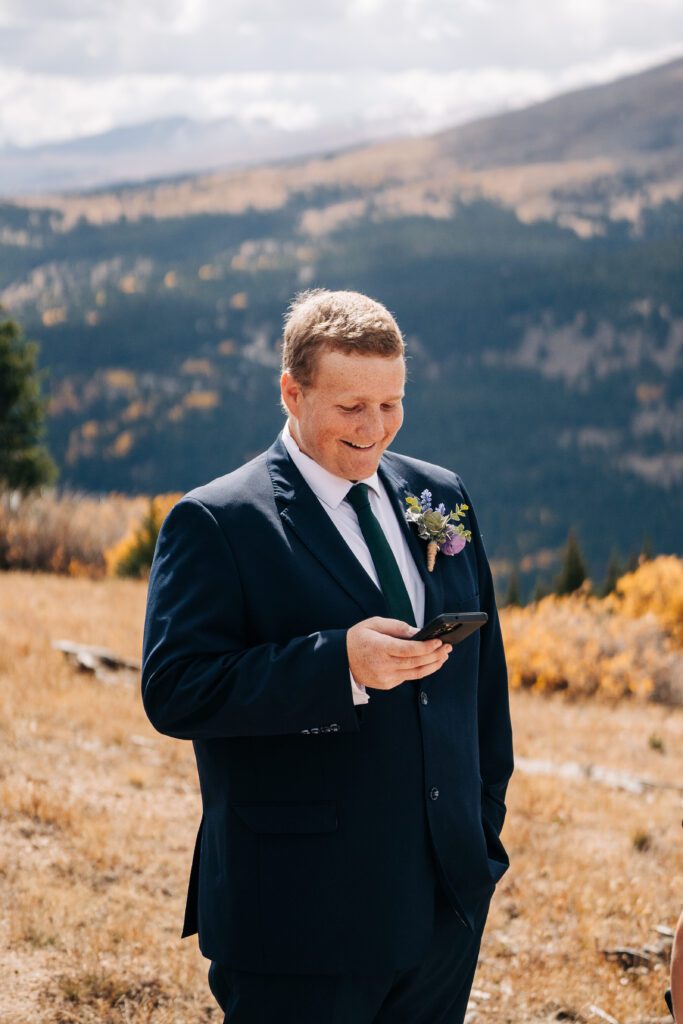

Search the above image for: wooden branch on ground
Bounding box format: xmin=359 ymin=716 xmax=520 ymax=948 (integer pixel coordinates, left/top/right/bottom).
xmin=601 ymin=922 xmax=673 ymax=977
xmin=602 ymin=947 xmax=654 ymax=969
xmin=52 ymin=640 xmax=140 ymax=683
xmin=587 ymin=1006 xmax=620 ymax=1024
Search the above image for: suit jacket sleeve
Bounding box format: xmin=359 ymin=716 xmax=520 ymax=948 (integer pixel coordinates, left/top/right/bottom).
xmin=456 ymin=474 xmax=514 ymax=838
xmin=141 ymin=496 xmax=361 ymax=740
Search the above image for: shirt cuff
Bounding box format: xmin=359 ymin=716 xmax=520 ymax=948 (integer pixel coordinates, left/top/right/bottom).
xmin=350 ymin=669 xmax=370 ymax=705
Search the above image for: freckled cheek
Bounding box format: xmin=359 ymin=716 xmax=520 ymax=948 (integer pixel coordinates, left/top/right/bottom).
xmin=330 ymin=420 xmax=346 ymax=440
xmin=386 ymin=411 xmax=403 ymax=438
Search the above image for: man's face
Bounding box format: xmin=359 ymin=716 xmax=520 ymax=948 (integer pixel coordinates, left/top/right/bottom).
xmin=281 ymin=348 xmax=406 ymax=480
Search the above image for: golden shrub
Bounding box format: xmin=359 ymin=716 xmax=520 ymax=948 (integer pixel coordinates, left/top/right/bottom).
xmin=501 ymin=561 xmax=683 ymax=705
xmin=605 ymin=555 xmax=683 ymax=647
xmin=105 ymin=493 xmax=181 ymax=578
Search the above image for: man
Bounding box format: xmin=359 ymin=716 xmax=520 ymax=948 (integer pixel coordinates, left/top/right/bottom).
xmin=141 ymin=288 xmax=513 ymax=1023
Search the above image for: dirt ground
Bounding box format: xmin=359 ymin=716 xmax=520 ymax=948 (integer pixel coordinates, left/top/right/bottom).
xmin=1 ymin=572 xmax=681 ymax=1023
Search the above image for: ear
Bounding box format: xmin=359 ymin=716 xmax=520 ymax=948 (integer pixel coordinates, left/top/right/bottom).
xmin=280 ymin=371 xmax=303 ymax=417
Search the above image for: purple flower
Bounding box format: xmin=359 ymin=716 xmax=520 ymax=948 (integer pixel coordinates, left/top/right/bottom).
xmin=436 ymin=502 xmax=446 ymax=515
xmin=439 ymin=531 xmax=467 ymax=556
xmin=419 ymin=489 xmax=432 ymax=511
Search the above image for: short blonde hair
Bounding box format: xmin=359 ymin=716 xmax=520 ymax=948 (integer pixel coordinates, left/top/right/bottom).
xmin=280 ymin=289 xmax=405 ymax=404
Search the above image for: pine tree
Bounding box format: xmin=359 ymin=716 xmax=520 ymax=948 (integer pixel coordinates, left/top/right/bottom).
xmin=505 ymin=564 xmax=522 ymax=606
xmin=640 ymin=534 xmax=654 ymax=563
xmin=554 ymin=529 xmax=589 ymax=596
xmin=532 ymin=576 xmax=550 ymax=603
xmin=0 ymin=311 xmax=56 ymax=494
xmin=624 ymin=549 xmax=640 ymax=574
xmin=599 ymin=547 xmax=622 ymax=597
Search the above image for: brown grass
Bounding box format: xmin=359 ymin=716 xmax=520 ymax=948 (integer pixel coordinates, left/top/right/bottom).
xmin=1 ymin=571 xmax=681 ymax=1022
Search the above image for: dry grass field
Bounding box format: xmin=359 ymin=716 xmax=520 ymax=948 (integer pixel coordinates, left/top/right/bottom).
xmin=1 ymin=571 xmax=681 ymax=1023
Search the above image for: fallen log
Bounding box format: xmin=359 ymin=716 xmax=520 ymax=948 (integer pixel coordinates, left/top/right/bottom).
xmin=53 ymin=640 xmax=140 ymax=683
xmin=602 ymin=947 xmax=654 ymax=969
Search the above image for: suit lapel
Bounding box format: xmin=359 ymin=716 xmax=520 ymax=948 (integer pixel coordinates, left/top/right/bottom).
xmin=266 ymin=432 xmax=444 ymax=628
xmin=377 ymin=454 xmax=444 ymax=628
xmin=267 ymin=432 xmax=388 ymax=620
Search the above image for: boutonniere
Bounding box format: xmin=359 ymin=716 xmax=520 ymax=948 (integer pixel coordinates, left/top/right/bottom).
xmin=404 ymin=489 xmax=472 ymax=572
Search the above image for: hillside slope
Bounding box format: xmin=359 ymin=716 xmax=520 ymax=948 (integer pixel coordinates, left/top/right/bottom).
xmin=0 ymin=59 xmax=682 ymax=586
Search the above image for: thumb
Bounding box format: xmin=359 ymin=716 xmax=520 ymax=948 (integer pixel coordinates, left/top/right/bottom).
xmin=373 ymin=617 xmax=419 ymax=638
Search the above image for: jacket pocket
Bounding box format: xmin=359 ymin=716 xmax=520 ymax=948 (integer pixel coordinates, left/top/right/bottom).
xmin=481 ymin=811 xmax=510 ymax=883
xmin=230 ymin=801 xmax=338 ymax=834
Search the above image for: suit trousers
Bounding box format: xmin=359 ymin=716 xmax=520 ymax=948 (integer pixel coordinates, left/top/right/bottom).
xmin=207 ymin=875 xmax=490 ymax=1024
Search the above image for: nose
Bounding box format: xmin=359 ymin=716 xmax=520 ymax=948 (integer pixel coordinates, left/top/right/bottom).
xmin=356 ymin=407 xmax=385 ymax=440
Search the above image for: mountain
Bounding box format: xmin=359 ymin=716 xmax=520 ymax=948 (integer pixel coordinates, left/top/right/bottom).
xmin=0 ymin=57 xmax=682 ymax=593
xmin=9 ymin=56 xmax=683 ymax=237
xmin=0 ymin=114 xmax=390 ymax=197
xmin=438 ymin=56 xmax=683 ymax=165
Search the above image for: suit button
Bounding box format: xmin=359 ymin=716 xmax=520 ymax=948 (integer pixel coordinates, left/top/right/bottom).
xmin=310 ymin=727 xmax=320 ymax=734
xmin=419 ymin=691 xmax=429 ymax=705
xmin=301 ymin=729 xmax=310 ymax=735
xmin=330 ymin=724 xmax=339 ymax=732
xmin=430 ymin=787 xmax=440 ymax=800
xmin=321 ymin=725 xmax=330 ymax=733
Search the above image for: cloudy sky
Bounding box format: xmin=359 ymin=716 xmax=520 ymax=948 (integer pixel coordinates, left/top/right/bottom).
xmin=1 ymin=0 xmax=682 ymax=149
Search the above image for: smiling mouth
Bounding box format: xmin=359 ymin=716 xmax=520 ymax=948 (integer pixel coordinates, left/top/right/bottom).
xmin=341 ymin=440 xmax=375 ymax=449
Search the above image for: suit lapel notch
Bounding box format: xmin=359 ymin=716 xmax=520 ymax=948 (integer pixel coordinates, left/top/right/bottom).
xmin=266 ymin=433 xmax=388 ymax=620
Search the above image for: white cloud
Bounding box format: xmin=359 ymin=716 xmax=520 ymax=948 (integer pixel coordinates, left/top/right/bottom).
xmin=1 ymin=39 xmax=681 ymax=151
xmin=0 ymin=0 xmax=681 ymax=147
xmin=0 ymin=68 xmax=325 ymax=146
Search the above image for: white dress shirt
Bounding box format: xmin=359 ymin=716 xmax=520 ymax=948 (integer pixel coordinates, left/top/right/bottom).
xmin=281 ymin=418 xmax=426 ymax=705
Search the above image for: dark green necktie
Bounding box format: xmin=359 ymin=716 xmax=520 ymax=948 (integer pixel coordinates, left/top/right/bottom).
xmin=345 ymin=482 xmax=416 ymax=626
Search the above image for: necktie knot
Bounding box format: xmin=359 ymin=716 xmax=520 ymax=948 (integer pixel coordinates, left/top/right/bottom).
xmin=345 ymin=482 xmax=371 ymax=512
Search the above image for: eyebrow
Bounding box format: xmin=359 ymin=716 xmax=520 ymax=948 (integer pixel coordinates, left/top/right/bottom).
xmin=339 ymin=394 xmax=405 ymax=402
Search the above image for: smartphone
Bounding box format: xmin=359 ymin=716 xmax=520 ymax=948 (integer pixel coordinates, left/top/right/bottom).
xmin=411 ymin=612 xmax=488 ymax=647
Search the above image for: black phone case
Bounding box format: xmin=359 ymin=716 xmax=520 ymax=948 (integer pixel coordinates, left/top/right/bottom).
xmin=413 ymin=612 xmax=487 ymax=646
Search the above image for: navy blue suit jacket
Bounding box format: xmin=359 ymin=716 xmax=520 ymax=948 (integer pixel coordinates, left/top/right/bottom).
xmin=141 ymin=430 xmax=514 ymax=974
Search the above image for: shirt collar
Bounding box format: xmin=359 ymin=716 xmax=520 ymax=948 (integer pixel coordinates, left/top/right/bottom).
xmin=281 ymin=419 xmax=382 ymax=510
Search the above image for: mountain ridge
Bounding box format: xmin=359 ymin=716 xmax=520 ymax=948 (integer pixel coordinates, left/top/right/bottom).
xmin=8 ymin=55 xmax=683 ymax=239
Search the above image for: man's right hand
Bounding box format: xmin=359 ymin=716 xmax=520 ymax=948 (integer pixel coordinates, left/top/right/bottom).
xmin=346 ymin=617 xmax=452 ymax=690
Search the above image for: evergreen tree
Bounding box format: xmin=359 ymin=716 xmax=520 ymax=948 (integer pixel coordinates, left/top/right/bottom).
xmin=532 ymin=576 xmax=550 ymax=603
xmin=640 ymin=533 xmax=654 ymax=562
xmin=554 ymin=528 xmax=589 ymax=596
xmin=599 ymin=547 xmax=623 ymax=597
xmin=0 ymin=311 xmax=56 ymax=493
xmin=505 ymin=564 xmax=522 ymax=606
xmin=624 ymin=549 xmax=640 ymax=574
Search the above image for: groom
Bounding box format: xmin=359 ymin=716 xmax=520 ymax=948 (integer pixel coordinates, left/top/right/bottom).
xmin=141 ymin=288 xmax=513 ymax=1022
